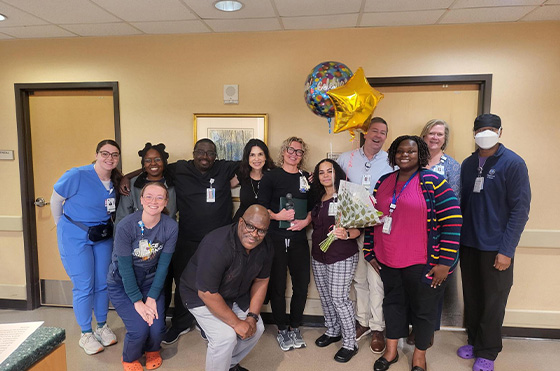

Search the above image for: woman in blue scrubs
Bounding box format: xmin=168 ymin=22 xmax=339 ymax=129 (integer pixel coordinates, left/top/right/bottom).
xmin=108 ymin=182 xmax=177 ymax=371
xmin=51 ymin=139 xmax=122 ymax=355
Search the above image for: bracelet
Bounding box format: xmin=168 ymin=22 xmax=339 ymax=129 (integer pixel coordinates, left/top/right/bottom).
xmin=247 ymin=312 xmax=259 ymax=322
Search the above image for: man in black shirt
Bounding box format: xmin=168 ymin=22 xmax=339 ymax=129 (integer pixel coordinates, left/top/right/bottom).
xmin=164 ymin=139 xmax=239 ymax=343
xmin=181 ymin=205 xmax=273 ymax=371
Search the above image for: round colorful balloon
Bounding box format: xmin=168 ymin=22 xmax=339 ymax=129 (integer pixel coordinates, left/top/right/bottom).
xmin=304 ymin=61 xmax=353 ymax=118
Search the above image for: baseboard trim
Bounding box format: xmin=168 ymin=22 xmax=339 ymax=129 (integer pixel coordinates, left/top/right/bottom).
xmin=503 ymin=327 xmax=560 ymax=339
xmin=0 ymin=299 xmax=28 ymax=310
xmin=504 ymin=309 xmax=560 ymax=329
xmin=260 ymin=313 xmax=324 ymax=328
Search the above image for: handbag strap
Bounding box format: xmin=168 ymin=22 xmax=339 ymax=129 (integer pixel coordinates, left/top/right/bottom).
xmin=63 ymin=214 xmax=89 ymax=232
xmin=63 ymin=214 xmax=111 ymax=230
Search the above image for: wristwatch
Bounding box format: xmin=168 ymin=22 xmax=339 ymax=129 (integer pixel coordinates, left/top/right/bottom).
xmin=346 ymin=230 xmax=350 ymax=240
xmin=247 ymin=312 xmax=259 ymax=322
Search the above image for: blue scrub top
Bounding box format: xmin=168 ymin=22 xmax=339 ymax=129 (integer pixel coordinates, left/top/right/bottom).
xmin=54 ymin=164 xmax=114 ymax=225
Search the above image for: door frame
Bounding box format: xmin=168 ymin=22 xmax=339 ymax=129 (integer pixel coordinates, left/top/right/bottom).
xmin=362 ymin=74 xmax=492 ymax=145
xmin=13 ymin=82 xmax=121 ymax=310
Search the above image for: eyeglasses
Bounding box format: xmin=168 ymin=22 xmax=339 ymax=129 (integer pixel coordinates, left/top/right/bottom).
xmin=286 ymin=147 xmax=304 ymax=157
xmin=240 ymin=217 xmax=268 ymax=237
xmin=194 ymin=149 xmax=217 ymax=158
xmin=144 ymin=158 xmax=162 ymax=164
xmin=142 ymin=194 xmax=166 ymax=203
xmin=396 ymin=150 xmax=418 ymax=156
xmin=98 ymin=151 xmax=120 ymax=159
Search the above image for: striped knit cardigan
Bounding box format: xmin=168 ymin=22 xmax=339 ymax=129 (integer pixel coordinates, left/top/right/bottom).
xmin=363 ymin=169 xmax=462 ymax=285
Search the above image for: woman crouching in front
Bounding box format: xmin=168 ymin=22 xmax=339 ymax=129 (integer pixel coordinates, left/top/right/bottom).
xmin=363 ymin=135 xmax=462 ymax=371
xmin=108 ymin=182 xmax=178 ymax=371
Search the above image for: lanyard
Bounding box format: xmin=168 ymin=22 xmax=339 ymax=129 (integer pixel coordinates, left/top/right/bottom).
xmin=389 ymin=170 xmax=418 ymax=214
xmin=478 ymin=156 xmax=489 ymax=177
xmin=138 ymin=220 xmax=145 ymax=238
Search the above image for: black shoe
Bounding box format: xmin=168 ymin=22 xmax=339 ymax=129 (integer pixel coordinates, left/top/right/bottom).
xmin=195 ymin=323 xmax=208 ymax=341
xmin=315 ymin=334 xmax=342 ymax=347
xmin=373 ymin=353 xmax=399 ymax=371
xmin=411 ymin=366 xmax=426 ymax=371
xmin=161 ymin=326 xmax=191 ymax=345
xmin=334 ymin=346 xmax=358 ymax=363
xmin=229 ymin=364 xmax=249 ymax=371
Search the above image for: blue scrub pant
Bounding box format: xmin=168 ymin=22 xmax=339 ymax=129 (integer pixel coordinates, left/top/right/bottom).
xmin=108 ymin=273 xmax=166 ymax=362
xmin=57 ymin=218 xmax=112 ymax=332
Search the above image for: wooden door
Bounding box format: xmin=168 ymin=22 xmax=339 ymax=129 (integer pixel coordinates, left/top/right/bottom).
xmin=29 ymin=90 xmax=115 ymax=304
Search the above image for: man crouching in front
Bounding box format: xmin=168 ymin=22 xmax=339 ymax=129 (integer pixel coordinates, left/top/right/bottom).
xmin=180 ymin=205 xmax=273 ymax=371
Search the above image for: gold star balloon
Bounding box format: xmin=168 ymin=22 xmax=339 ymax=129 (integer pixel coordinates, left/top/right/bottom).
xmin=327 ymin=67 xmax=384 ymax=138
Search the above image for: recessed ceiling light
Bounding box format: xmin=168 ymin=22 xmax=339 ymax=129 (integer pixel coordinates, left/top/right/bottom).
xmin=214 ymin=1 xmax=243 ymax=12
xmin=0 ymin=14 xmax=7 ymax=21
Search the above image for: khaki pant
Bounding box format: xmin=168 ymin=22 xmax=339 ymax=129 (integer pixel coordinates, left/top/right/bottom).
xmin=353 ymin=233 xmax=385 ymax=331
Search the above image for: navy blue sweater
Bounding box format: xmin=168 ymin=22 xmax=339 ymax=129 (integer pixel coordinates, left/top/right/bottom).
xmin=460 ymin=144 xmax=531 ymax=258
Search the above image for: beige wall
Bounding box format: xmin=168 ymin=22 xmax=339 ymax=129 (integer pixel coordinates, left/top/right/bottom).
xmin=1 ymin=21 xmax=559 ymax=327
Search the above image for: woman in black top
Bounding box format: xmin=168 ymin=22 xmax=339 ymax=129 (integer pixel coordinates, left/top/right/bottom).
xmin=258 ymin=136 xmax=312 ymax=352
xmin=310 ymin=159 xmax=361 ymax=363
xmin=232 ymin=139 xmax=275 ymax=221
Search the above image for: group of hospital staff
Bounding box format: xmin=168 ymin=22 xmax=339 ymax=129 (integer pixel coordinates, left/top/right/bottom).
xmin=51 ymin=113 xmax=530 ymax=371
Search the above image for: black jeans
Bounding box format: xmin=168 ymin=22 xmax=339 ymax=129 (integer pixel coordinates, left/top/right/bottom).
xmin=460 ymin=245 xmax=513 ymax=361
xmin=379 ymin=263 xmax=445 ymax=351
xmin=268 ymin=234 xmax=310 ymax=330
xmin=170 ymin=239 xmax=198 ymax=331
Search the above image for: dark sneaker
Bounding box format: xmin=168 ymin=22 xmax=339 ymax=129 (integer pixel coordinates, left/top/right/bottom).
xmin=161 ymin=326 xmax=191 ymax=345
xmin=195 ymin=323 xmax=208 ymax=341
xmin=229 ymin=364 xmax=249 ymax=371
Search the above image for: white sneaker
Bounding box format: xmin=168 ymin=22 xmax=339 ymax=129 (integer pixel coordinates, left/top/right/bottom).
xmin=94 ymin=324 xmax=117 ymax=347
xmin=79 ymin=332 xmax=104 ymax=355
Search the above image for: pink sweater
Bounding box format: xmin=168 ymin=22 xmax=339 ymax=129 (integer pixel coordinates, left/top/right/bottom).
xmin=373 ymin=173 xmax=427 ymax=268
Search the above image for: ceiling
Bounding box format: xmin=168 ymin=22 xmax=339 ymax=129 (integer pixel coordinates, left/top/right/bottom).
xmin=0 ymin=0 xmax=559 ymax=40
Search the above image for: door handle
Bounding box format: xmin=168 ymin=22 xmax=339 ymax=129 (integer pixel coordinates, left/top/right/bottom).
xmin=34 ymin=197 xmax=50 ymax=207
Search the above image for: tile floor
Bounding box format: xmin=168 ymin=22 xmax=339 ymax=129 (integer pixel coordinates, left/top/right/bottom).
xmin=1 ymin=307 xmax=558 ymax=371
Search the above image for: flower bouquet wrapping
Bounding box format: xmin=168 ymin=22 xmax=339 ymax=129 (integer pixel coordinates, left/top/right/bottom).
xmin=320 ymin=180 xmax=383 ymax=252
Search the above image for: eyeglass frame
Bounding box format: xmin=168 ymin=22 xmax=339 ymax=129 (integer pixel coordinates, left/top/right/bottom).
xmin=98 ymin=150 xmax=120 ymax=159
xmin=193 ymin=149 xmax=217 ymax=158
xmin=142 ymin=194 xmax=167 ymax=203
xmin=240 ymin=217 xmax=268 ymax=237
xmin=143 ymin=157 xmax=163 ymax=164
xmin=286 ymin=146 xmax=304 ymax=157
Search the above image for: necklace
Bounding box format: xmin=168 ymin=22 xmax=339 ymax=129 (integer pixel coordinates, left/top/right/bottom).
xmin=250 ymin=178 xmax=260 ymax=199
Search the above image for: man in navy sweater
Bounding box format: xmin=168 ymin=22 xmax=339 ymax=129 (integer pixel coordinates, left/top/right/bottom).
xmin=458 ymin=114 xmax=531 ymax=371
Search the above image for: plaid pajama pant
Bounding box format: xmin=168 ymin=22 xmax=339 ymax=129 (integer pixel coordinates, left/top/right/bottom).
xmin=312 ymin=253 xmax=359 ymax=350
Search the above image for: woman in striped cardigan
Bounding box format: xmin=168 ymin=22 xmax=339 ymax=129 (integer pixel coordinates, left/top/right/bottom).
xmin=363 ymin=135 xmax=462 ymax=371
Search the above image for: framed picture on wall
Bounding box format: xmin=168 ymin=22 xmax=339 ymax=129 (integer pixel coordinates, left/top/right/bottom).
xmin=193 ymin=113 xmax=268 ymax=160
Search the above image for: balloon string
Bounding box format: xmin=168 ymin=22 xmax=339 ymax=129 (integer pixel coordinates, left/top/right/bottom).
xmin=327 ymin=117 xmax=332 ymax=134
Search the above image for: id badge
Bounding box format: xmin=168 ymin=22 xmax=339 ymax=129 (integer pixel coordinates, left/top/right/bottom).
xmin=382 ymin=215 xmax=393 ymax=235
xmin=206 ymin=187 xmax=216 ymax=202
xmin=434 ymin=165 xmax=445 ymax=175
xmin=328 ymin=202 xmax=338 ymax=217
xmin=105 ymin=197 xmax=116 ymax=213
xmin=362 ymin=174 xmax=371 ymax=189
xmin=473 ymin=177 xmax=484 ymax=193
xmin=138 ymin=239 xmax=150 ymax=256
xmin=299 ymin=176 xmax=309 ymax=193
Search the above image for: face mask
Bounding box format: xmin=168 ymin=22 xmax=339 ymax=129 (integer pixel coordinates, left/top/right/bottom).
xmin=474 ymin=129 xmax=500 ymax=149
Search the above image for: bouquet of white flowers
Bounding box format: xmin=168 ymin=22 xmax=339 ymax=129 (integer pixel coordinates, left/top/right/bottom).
xmin=320 ymin=180 xmax=383 ymax=252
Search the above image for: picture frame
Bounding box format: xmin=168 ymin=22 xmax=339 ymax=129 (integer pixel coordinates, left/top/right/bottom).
xmin=193 ymin=113 xmax=268 ymax=160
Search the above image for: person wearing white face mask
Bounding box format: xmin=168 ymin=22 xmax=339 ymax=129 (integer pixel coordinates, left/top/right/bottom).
xmin=457 ymin=114 xmax=531 ymax=371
